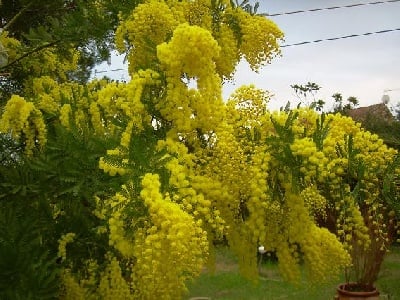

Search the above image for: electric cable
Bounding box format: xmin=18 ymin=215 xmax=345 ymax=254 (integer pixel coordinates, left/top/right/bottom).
xmin=94 ymin=68 xmax=124 ymax=74
xmin=263 ymin=0 xmax=400 ymax=17
xmin=281 ymin=27 xmax=400 ymax=47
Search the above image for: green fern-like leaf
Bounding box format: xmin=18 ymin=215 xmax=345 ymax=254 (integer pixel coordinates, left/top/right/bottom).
xmin=0 ymin=203 xmax=60 ymax=300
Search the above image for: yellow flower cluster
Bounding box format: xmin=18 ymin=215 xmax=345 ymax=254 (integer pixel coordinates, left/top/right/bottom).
xmin=291 ymin=137 xmax=329 ymax=183
xmin=270 ymin=191 xmax=350 ymax=283
xmin=213 ymin=23 xmax=239 ymax=79
xmin=61 ymin=270 xmax=87 ymax=300
xmin=285 ymin=191 xmax=313 ymax=243
xmin=79 ymin=259 xmax=99 ymax=289
xmin=58 ymin=233 xmax=76 ymax=262
xmin=292 ymin=108 xmax=319 ymax=135
xmin=0 ymin=39 xmax=78 ymax=96
xmin=106 ymin=189 xmax=134 ymax=257
xmin=91 ymin=166 xmax=222 ymax=299
xmin=275 ymin=239 xmax=302 ymax=283
xmin=227 ymin=84 xmax=269 ymax=131
xmin=26 ymin=78 xmax=109 ymax=135
xmin=156 ymin=23 xmax=224 ymax=135
xmin=98 ymin=257 xmax=132 ymax=299
xmin=0 ymin=30 xmax=21 ymax=63
xmin=115 ymin=0 xmax=179 ymax=74
xmin=96 ymin=69 xmax=158 ymax=146
xmin=116 ymin=0 xmax=283 ymax=79
xmin=335 ymin=195 xmax=370 ymax=250
xmin=354 ymin=130 xmax=396 ymax=169
xmin=31 ymin=76 xmax=61 ymax=114
xmin=198 ymin=122 xmax=245 ymax=217
xmin=136 ymin=173 xmax=208 ymax=299
xmin=89 ymin=102 xmax=104 ymax=135
xmin=0 ymin=95 xmax=46 ymax=155
xmin=180 ymin=0 xmax=212 ymax=29
xmin=29 ymin=77 xmax=107 ymax=134
xmin=157 ymin=137 xmax=227 ymax=235
xmin=301 ymin=226 xmax=351 ymax=284
xmin=99 ymin=156 xmax=127 ymax=177
xmin=233 ymin=9 xmax=284 ymax=70
xmin=245 ymin=146 xmax=270 ymax=245
xmin=300 ymin=185 xmax=327 ymax=219
xmin=166 ymin=158 xmax=225 ymax=234
xmin=158 ymin=23 xmax=220 ymax=79
xmin=95 ymin=82 xmax=126 ymax=130
xmin=61 ymin=257 xmax=132 ymax=300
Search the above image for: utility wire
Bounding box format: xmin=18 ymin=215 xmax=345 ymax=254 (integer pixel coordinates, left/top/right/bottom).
xmin=94 ymin=69 xmax=124 ymax=74
xmin=263 ymin=0 xmax=400 ymax=17
xmin=281 ymin=27 xmax=400 ymax=47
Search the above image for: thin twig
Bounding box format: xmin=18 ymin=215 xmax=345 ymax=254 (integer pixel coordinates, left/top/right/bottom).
xmin=0 ymin=40 xmax=61 ymax=70
xmin=3 ymin=1 xmax=34 ymax=31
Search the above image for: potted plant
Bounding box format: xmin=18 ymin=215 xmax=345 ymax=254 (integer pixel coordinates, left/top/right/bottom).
xmin=325 ymin=131 xmax=400 ymax=299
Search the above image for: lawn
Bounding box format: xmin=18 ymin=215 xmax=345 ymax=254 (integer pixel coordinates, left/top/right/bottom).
xmin=186 ymin=246 xmax=400 ymax=300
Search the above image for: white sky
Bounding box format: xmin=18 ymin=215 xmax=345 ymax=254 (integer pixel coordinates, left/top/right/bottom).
xmin=94 ymin=0 xmax=400 ymax=111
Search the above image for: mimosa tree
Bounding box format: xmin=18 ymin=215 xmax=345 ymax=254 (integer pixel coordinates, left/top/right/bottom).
xmin=1 ymin=1 xmax=398 ymax=299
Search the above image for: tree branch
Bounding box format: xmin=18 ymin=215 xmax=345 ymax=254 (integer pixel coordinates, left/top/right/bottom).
xmin=0 ymin=40 xmax=62 ymax=70
xmin=3 ymin=1 xmax=35 ymax=31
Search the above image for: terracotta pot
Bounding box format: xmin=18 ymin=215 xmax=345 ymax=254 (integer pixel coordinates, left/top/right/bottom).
xmin=336 ymin=283 xmax=379 ymax=300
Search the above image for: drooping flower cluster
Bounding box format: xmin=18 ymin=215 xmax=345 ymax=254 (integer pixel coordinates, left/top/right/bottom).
xmin=156 ymin=23 xmax=226 ymax=138
xmin=0 ymin=95 xmax=46 ymax=155
xmin=135 ymin=173 xmax=208 ymax=299
xmin=233 ymin=9 xmax=284 ymax=70
xmin=115 ymin=0 xmax=180 ymax=74
xmin=58 ymin=233 xmax=76 ymax=262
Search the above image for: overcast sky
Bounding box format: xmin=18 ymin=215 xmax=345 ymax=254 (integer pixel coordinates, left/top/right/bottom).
xmin=226 ymin=0 xmax=400 ymax=110
xmin=96 ymin=0 xmax=400 ymax=111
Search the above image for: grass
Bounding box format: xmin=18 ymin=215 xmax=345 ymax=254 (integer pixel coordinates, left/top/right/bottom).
xmin=186 ymin=246 xmax=400 ymax=300
xmin=376 ymin=245 xmax=400 ymax=299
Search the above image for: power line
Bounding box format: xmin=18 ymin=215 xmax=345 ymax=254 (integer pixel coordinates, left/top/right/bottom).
xmin=281 ymin=27 xmax=400 ymax=48
xmin=263 ymin=0 xmax=400 ymax=17
xmin=384 ymin=88 xmax=400 ymax=92
xmin=94 ymin=68 xmax=124 ymax=74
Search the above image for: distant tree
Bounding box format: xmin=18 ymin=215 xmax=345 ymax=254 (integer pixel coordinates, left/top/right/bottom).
xmin=362 ymin=114 xmax=400 ymax=150
xmin=290 ymin=82 xmax=325 ymax=111
xmin=332 ymin=93 xmax=359 ymax=113
xmin=394 ymin=102 xmax=400 ymax=122
xmin=347 ymin=96 xmax=359 ymax=108
xmin=289 ymin=83 xmax=361 ymax=114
